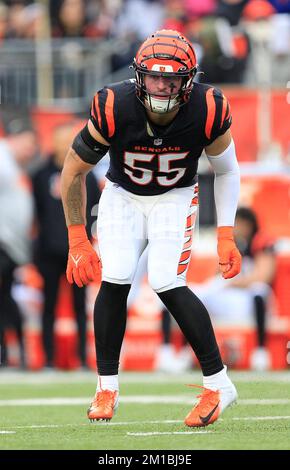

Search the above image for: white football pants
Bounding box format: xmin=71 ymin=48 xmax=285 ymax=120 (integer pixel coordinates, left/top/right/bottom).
xmin=97 ymin=180 xmax=198 ymax=293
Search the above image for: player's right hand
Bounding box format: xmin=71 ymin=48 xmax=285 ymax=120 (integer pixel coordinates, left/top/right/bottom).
xmin=67 ymin=225 xmax=101 ymax=287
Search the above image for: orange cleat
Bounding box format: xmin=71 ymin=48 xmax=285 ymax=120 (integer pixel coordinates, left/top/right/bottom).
xmin=184 ymin=385 xmax=221 ymax=427
xmin=185 ymin=383 xmax=237 ymax=427
xmin=87 ymin=390 xmax=119 ymax=422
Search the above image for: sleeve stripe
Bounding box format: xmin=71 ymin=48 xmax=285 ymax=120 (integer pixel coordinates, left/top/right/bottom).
xmin=205 ymin=87 xmax=216 ymax=140
xmin=92 ymin=94 xmax=102 ymax=129
xmin=225 ymin=101 xmax=231 ymax=120
xmin=220 ymin=94 xmax=228 ymax=129
xmin=105 ymin=88 xmax=115 ymax=138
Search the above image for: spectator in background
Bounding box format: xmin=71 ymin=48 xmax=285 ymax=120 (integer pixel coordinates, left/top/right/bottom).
xmin=0 ymin=119 xmax=37 ymax=368
xmin=114 ymin=0 xmax=164 ymax=41
xmin=32 ymin=122 xmax=101 ymax=369
xmin=185 ymin=0 xmax=217 ymax=18
xmin=156 ymin=207 xmax=276 ymax=372
xmin=5 ymin=0 xmax=27 ymax=38
xmin=111 ymin=0 xmax=164 ymax=71
xmin=194 ymin=207 xmax=276 ymax=370
xmin=269 ymin=1 xmax=290 ymax=58
xmin=21 ymin=3 xmax=45 ymax=40
xmin=268 ymin=0 xmax=290 ymax=13
xmin=4 ymin=0 xmax=44 ymax=39
xmin=50 ymin=0 xmax=121 ymax=39
xmin=52 ymin=0 xmax=103 ymax=98
xmin=228 ymin=207 xmax=276 ymax=369
xmin=197 ymin=0 xmax=251 ymax=84
xmin=87 ymin=0 xmax=123 ymax=39
xmin=0 ymin=2 xmax=8 ymax=43
xmin=216 ymin=0 xmax=249 ymax=25
xmin=162 ymin=0 xmax=187 ymax=33
xmin=243 ymin=0 xmax=289 ymax=85
xmin=52 ymin=0 xmax=100 ymax=38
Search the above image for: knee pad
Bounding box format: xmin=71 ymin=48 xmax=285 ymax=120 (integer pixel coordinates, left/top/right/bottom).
xmin=148 ymin=249 xmax=188 ymax=292
xmin=101 ymin=250 xmax=137 ymax=284
xmin=102 ymin=267 xmax=134 ymax=285
xmin=148 ymin=266 xmax=184 ymax=293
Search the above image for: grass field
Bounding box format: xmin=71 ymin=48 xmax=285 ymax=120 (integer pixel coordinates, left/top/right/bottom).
xmin=0 ymin=370 xmax=290 ymax=450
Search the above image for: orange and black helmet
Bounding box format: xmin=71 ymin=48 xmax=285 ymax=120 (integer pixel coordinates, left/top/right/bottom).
xmin=132 ymin=29 xmax=198 ymax=113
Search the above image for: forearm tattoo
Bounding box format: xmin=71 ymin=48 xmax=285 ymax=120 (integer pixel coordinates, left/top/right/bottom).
xmin=67 ymin=174 xmax=85 ymax=225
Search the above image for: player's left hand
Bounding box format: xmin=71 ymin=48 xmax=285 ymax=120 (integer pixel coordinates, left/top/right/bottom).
xmin=217 ymin=226 xmax=242 ymax=279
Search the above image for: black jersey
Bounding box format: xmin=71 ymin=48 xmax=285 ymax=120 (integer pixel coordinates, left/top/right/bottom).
xmin=86 ymin=79 xmax=232 ymax=196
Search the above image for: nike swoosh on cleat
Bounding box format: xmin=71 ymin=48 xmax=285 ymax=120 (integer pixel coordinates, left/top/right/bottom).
xmin=199 ymin=402 xmax=220 ymax=425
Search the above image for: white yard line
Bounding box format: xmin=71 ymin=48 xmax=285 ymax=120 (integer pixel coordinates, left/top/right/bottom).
xmin=2 ymin=420 xmax=183 ymax=430
xmin=0 ymin=398 xmax=89 ymax=406
xmin=122 ymin=371 xmax=290 ymax=384
xmin=1 ymin=416 xmax=290 ymax=431
xmin=233 ymin=416 xmax=290 ymax=421
xmin=238 ymin=399 xmax=290 ymax=405
xmin=127 ymin=431 xmax=211 ymax=436
xmin=0 ymin=396 xmax=289 ymax=406
xmin=1 ymin=370 xmax=290 ymax=385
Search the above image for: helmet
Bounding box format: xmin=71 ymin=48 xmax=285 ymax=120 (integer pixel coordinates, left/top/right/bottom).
xmin=132 ymin=29 xmax=198 ymax=114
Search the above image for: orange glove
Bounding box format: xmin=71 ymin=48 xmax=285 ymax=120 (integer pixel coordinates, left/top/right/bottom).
xmin=217 ymin=226 xmax=242 ymax=279
xmin=66 ymin=225 xmax=101 ymax=287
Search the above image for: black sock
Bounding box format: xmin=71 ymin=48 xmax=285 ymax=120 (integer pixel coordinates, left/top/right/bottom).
xmin=253 ymin=295 xmax=267 ymax=347
xmin=161 ymin=308 xmax=171 ymax=344
xmin=94 ymin=281 xmax=130 ymax=375
xmin=158 ymin=287 xmax=224 ymax=376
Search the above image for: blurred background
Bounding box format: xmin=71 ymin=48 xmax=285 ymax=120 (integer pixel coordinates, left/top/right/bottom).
xmin=0 ymin=0 xmax=290 ymax=374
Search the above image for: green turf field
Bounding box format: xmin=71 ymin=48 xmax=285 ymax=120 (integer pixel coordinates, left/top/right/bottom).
xmin=0 ymin=371 xmax=290 ymax=450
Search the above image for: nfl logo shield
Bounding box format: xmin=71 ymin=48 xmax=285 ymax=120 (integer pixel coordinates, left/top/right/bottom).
xmin=154 ymin=138 xmax=163 ymax=146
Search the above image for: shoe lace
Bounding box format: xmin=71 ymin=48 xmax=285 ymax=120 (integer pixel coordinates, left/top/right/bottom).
xmin=94 ymin=390 xmax=115 ymax=408
xmin=187 ymin=384 xmax=219 ymax=411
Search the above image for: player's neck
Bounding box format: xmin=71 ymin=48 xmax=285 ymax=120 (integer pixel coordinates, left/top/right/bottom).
xmin=146 ymin=108 xmax=179 ymax=127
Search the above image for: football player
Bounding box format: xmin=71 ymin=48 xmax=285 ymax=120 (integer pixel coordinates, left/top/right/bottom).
xmin=61 ymin=30 xmax=241 ymax=427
